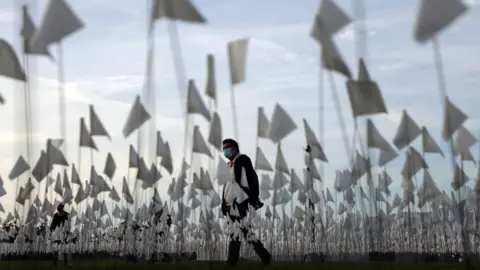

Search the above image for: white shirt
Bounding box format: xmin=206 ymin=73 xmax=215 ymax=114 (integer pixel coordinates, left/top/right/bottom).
xmin=223 ymin=154 xmax=249 ymax=205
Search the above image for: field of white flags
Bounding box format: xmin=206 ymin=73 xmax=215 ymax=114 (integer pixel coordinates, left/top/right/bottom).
xmin=0 ymin=0 xmax=479 ymax=265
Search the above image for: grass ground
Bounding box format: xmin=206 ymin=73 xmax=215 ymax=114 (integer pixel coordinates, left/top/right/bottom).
xmin=0 ymin=260 xmax=473 ymax=270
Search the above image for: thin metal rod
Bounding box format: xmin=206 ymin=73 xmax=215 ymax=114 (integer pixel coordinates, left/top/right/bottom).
xmin=57 ymin=43 xmax=67 ymax=157
xmin=230 ymin=84 xmax=239 ymax=140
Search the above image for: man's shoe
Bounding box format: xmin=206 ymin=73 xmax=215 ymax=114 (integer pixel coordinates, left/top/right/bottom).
xmin=262 ymin=254 xmax=272 ymax=265
xmin=227 ymin=261 xmax=237 ymax=266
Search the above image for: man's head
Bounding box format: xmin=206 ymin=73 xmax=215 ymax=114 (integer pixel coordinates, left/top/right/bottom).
xmin=222 ymin=138 xmax=239 ymax=160
xmin=57 ymin=203 xmax=64 ymax=213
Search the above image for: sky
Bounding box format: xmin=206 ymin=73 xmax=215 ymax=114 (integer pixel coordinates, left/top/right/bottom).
xmin=0 ymin=0 xmax=479 ymax=219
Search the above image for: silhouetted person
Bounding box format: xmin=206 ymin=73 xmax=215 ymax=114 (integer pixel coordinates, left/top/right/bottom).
xmin=50 ymin=203 xmax=71 ymax=266
xmin=2 ymin=223 xmax=18 ymax=243
xmin=153 ymin=208 xmax=172 ymax=237
xmin=145 ymin=209 xmax=173 ymax=263
xmin=221 ymin=138 xmax=271 ymax=266
xmin=50 ymin=203 xmax=69 ymax=232
xmin=305 ymin=146 xmax=318 ymax=245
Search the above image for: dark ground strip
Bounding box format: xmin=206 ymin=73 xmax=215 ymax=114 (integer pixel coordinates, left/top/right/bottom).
xmin=0 ymin=261 xmax=476 ymax=270
xmin=1 ymin=252 xmax=477 ymax=262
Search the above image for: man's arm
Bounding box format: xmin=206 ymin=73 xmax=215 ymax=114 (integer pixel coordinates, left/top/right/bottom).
xmin=154 ymin=209 xmax=163 ymax=223
xmin=167 ymin=214 xmax=172 ymax=227
xmin=50 ymin=214 xmax=57 ymax=231
xmin=221 ymin=185 xmax=228 ymax=215
xmin=234 ymin=155 xmax=259 ymax=199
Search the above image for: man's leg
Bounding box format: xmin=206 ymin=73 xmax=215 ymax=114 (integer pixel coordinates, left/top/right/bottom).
xmin=226 ymin=212 xmax=243 ymax=265
xmin=227 ymin=233 xmax=242 ymax=265
xmin=57 ymin=250 xmax=64 ymax=263
xmin=53 ymin=252 xmax=58 ymax=266
xmin=63 ymin=238 xmax=72 ymax=266
xmin=66 ymin=252 xmax=72 ymax=266
xmin=241 ymin=227 xmax=271 ymax=265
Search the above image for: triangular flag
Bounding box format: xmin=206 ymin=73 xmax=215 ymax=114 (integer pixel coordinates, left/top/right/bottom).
xmin=30 ymin=0 xmax=84 ymax=51
xmin=257 ymin=107 xmax=270 ymax=138
xmin=89 ymin=105 xmax=110 ymax=140
xmin=0 ymin=39 xmax=26 ymax=81
xmin=393 ymin=110 xmax=421 ymax=150
xmin=310 ymin=0 xmax=351 ymax=36
xmin=187 ymin=79 xmax=211 ymax=121
xmin=123 ymin=95 xmax=151 ymax=138
xmin=192 ymin=125 xmax=212 ymax=157
xmin=442 ymin=97 xmax=467 ymax=141
xmin=103 ymin=153 xmax=116 ymax=179
xmin=79 ymin=117 xmax=97 ymax=150
xmin=367 ymin=119 xmax=394 ymax=152
xmin=8 ymin=155 xmax=30 ymax=180
xmin=227 ymin=38 xmax=249 ymax=85
xmin=151 ymin=0 xmax=206 ymax=23
xmin=255 ymin=147 xmax=273 ymax=172
xmin=20 ymin=5 xmax=51 ymax=57
xmin=421 ymin=127 xmax=443 ymax=156
xmin=268 ymin=103 xmax=297 ymax=143
xmin=414 ymin=0 xmax=468 ymax=43
xmin=205 ymin=54 xmax=216 ymax=102
xmin=208 ymin=112 xmax=222 ymax=151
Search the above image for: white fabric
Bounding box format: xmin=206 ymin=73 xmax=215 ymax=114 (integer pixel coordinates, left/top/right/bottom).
xmin=224 ymin=154 xmax=249 ymax=205
xmin=224 ymin=181 xmax=235 ymax=204
xmin=240 ymin=168 xmax=249 ymax=188
xmin=224 ymin=182 xmax=248 ymax=205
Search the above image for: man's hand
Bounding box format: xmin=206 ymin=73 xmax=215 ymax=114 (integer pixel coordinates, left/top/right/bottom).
xmin=221 ymin=202 xmax=229 ymax=216
xmin=249 ymin=198 xmax=264 ymax=210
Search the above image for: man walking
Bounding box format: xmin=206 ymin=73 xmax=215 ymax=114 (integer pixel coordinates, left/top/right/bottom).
xmin=148 ymin=208 xmax=173 ymax=263
xmin=50 ymin=203 xmax=71 ymax=266
xmin=50 ymin=203 xmax=69 ymax=232
xmin=221 ymin=138 xmax=272 ymax=266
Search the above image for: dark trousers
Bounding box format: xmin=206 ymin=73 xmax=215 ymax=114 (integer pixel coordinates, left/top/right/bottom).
xmin=53 ymin=250 xmax=71 ymax=266
xmin=226 ymin=203 xmax=271 ymax=265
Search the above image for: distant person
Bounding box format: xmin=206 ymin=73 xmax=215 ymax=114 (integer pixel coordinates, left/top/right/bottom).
xmin=50 ymin=203 xmax=71 ymax=266
xmin=221 ymin=138 xmax=272 ymax=266
xmin=153 ymin=208 xmax=172 ymax=237
xmin=50 ymin=203 xmax=69 ymax=232
xmin=145 ymin=209 xmax=174 ymax=264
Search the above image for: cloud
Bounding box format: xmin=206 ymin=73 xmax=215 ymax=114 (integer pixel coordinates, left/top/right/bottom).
xmin=464 ymin=0 xmax=478 ymax=6
xmin=0 ymin=8 xmax=16 ymax=24
xmin=0 ymin=132 xmax=50 ymax=144
xmin=0 ymin=0 xmax=479 ymax=218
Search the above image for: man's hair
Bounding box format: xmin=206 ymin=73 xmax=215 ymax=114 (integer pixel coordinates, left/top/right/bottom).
xmin=222 ymin=138 xmax=240 ymax=152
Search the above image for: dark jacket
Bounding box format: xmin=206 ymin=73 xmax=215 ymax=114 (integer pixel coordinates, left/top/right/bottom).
xmin=50 ymin=212 xmax=69 ymax=232
xmin=221 ymin=154 xmax=262 ymax=217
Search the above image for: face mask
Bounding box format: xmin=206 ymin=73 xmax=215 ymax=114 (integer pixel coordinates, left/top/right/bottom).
xmin=223 ymin=148 xmax=233 ymax=159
